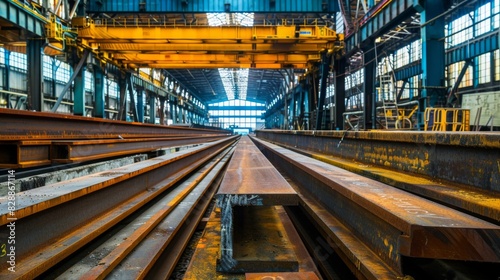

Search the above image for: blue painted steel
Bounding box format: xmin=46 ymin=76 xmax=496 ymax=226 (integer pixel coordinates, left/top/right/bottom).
xmin=94 ymin=66 xmax=105 ymax=118
xmin=394 ymin=62 xmax=422 ymax=81
xmin=137 ymin=88 xmax=144 ymax=123
xmin=445 ymin=31 xmax=499 ymax=65
xmin=73 ymin=65 xmax=86 ymax=116
xmin=87 ymin=0 xmax=339 ymax=13
xmin=421 ymin=0 xmax=445 ymax=108
xmin=345 ymin=0 xmax=417 ymax=53
xmin=148 ymin=94 xmax=155 ymax=124
xmin=0 ymin=0 xmax=46 ymax=36
xmin=27 ymin=39 xmax=43 ymax=111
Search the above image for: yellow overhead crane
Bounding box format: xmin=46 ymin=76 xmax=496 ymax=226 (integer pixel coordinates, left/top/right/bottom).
xmin=69 ymin=17 xmax=344 ymax=69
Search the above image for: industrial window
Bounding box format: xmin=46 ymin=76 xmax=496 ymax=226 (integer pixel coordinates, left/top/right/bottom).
xmin=494 ymin=0 xmax=500 ymax=29
xmin=477 ymin=53 xmax=491 ymax=84
xmin=0 ymin=48 xmax=4 ymax=65
xmin=43 ymin=55 xmax=53 ymax=79
xmin=447 ymin=13 xmax=473 ymax=47
xmin=409 ymin=40 xmax=421 ymax=62
xmin=85 ymin=70 xmax=93 ymax=92
xmin=494 ymin=50 xmax=500 ymax=81
xmin=55 ymin=62 xmax=71 ymax=83
xmin=448 ymin=61 xmax=473 ymax=88
xmin=475 ymin=3 xmax=491 ymax=36
xmin=9 ymin=52 xmax=27 ymax=71
xmin=395 ymin=46 xmax=410 ymax=69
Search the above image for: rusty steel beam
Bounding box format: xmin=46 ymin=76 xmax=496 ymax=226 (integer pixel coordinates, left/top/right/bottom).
xmin=255 ymin=129 xmax=500 ymax=222
xmin=0 ymin=140 xmax=51 ymax=168
xmin=0 ymin=108 xmax=228 ymax=141
xmin=0 ymin=136 xmax=238 ymax=279
xmin=246 ymin=272 xmax=320 ymax=280
xmin=250 ymin=136 xmax=500 ymax=278
xmin=216 ymin=136 xmax=298 ymax=273
xmin=51 ymin=135 xmax=230 ymax=163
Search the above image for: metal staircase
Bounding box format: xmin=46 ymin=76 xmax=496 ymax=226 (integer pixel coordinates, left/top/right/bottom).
xmin=377 ymin=56 xmax=398 ymax=129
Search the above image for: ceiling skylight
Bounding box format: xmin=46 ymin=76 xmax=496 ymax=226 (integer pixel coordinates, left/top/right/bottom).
xmin=207 ymin=13 xmax=253 ymax=100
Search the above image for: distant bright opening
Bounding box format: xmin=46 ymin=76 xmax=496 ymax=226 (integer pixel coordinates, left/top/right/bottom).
xmin=207 ymin=13 xmax=254 ymax=100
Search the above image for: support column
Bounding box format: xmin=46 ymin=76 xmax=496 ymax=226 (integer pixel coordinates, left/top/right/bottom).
xmin=27 ymin=38 xmax=43 ymax=111
xmin=93 ymin=65 xmax=105 ymax=118
xmin=315 ymin=51 xmax=331 ymax=130
xmin=421 ymin=0 xmax=445 ymax=110
xmin=117 ymin=74 xmax=128 ymax=121
xmin=137 ymin=87 xmax=144 ymax=123
xmin=334 ymin=57 xmax=346 ymax=129
xmin=159 ymin=96 xmax=165 ymax=125
xmin=148 ymin=93 xmax=156 ymax=124
xmin=73 ymin=62 xmax=86 ymax=116
xmin=363 ymin=44 xmax=376 ymax=129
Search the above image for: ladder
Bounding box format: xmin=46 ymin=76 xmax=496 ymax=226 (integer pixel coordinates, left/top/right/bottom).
xmin=378 ymin=57 xmax=398 ymax=129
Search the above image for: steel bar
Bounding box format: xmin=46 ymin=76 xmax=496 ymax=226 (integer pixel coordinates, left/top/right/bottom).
xmin=0 ymin=108 xmax=229 ymax=141
xmin=255 ymin=129 xmax=500 ymax=193
xmin=111 ymin=144 xmax=234 ymax=279
xmin=250 ymin=136 xmax=500 ymax=277
xmin=51 ymin=135 xmax=229 ymax=163
xmin=216 ymin=136 xmax=298 ymax=273
xmin=255 ymin=129 xmax=500 ymax=222
xmin=57 ymin=142 xmax=234 ymax=279
xmin=0 ymin=136 xmax=238 ymax=279
xmin=0 ymin=140 xmax=51 ymax=168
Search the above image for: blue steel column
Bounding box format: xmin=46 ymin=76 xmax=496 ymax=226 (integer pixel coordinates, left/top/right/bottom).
xmin=73 ymin=62 xmax=86 ymax=116
xmin=137 ymin=87 xmax=144 ymax=123
xmin=27 ymin=38 xmax=43 ymax=111
xmin=334 ymin=56 xmax=346 ymax=130
xmin=421 ymin=0 xmax=445 ymax=109
xmin=315 ymin=51 xmax=331 ymax=130
xmin=363 ymin=44 xmax=376 ymax=129
xmin=117 ymin=74 xmax=128 ymax=121
xmin=94 ymin=65 xmax=105 ymax=118
xmin=4 ymin=50 xmax=10 ymax=92
xmin=148 ymin=92 xmax=156 ymax=124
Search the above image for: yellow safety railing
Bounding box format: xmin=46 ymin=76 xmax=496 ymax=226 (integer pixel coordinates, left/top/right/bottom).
xmin=424 ymin=108 xmax=470 ymax=131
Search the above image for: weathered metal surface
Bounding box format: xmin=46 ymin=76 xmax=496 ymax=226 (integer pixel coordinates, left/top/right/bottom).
xmin=0 ymin=140 xmax=51 ymax=168
xmin=0 ymin=154 xmax=147 ymax=195
xmin=51 ymin=135 xmax=229 ymax=163
xmin=58 ymin=143 xmax=233 ymax=279
xmin=251 ymin=136 xmax=500 ymax=277
xmin=0 ymin=108 xmax=229 ymax=141
xmin=255 ymin=129 xmax=500 ymax=192
xmin=0 ymin=136 xmax=237 ymax=279
xmin=183 ymin=202 xmax=317 ymax=279
xmin=304 ymin=151 xmax=500 ymax=223
xmin=216 ymin=136 xmax=298 ymax=273
xmin=246 ymin=271 xmax=320 ymax=280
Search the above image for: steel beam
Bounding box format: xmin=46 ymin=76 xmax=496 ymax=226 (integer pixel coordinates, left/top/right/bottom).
xmin=51 ymin=135 xmax=229 ymax=163
xmin=420 ymin=0 xmax=446 ymax=108
xmin=216 ymin=136 xmax=298 ymax=273
xmin=86 ymin=0 xmax=339 ymax=13
xmin=26 ymin=38 xmax=43 ymax=111
xmin=251 ymin=136 xmax=500 ymax=277
xmin=0 ymin=0 xmax=46 ymax=36
xmin=51 ymin=50 xmax=90 ymax=112
xmin=0 ymin=108 xmax=229 ymax=141
xmin=94 ymin=65 xmax=105 ymax=118
xmin=0 ymin=140 xmax=51 ymax=168
xmin=334 ymin=57 xmax=346 ymax=129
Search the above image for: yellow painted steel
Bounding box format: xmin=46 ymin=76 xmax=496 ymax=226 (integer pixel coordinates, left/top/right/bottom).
xmin=75 ymin=20 xmax=343 ymax=69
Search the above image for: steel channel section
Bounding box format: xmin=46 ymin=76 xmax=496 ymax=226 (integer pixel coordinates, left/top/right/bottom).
xmin=0 ymin=136 xmax=237 ymax=278
xmin=51 ymin=135 xmax=229 ymax=163
xmin=0 ymin=140 xmax=51 ymax=168
xmin=256 ymin=130 xmax=500 ymax=193
xmin=250 ymin=136 xmax=500 ymax=275
xmin=216 ymin=136 xmax=298 ymax=273
xmin=0 ymin=108 xmax=229 ymax=141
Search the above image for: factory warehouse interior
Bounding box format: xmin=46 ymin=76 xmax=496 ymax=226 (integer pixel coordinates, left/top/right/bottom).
xmin=1 ymin=0 xmax=500 ymax=279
